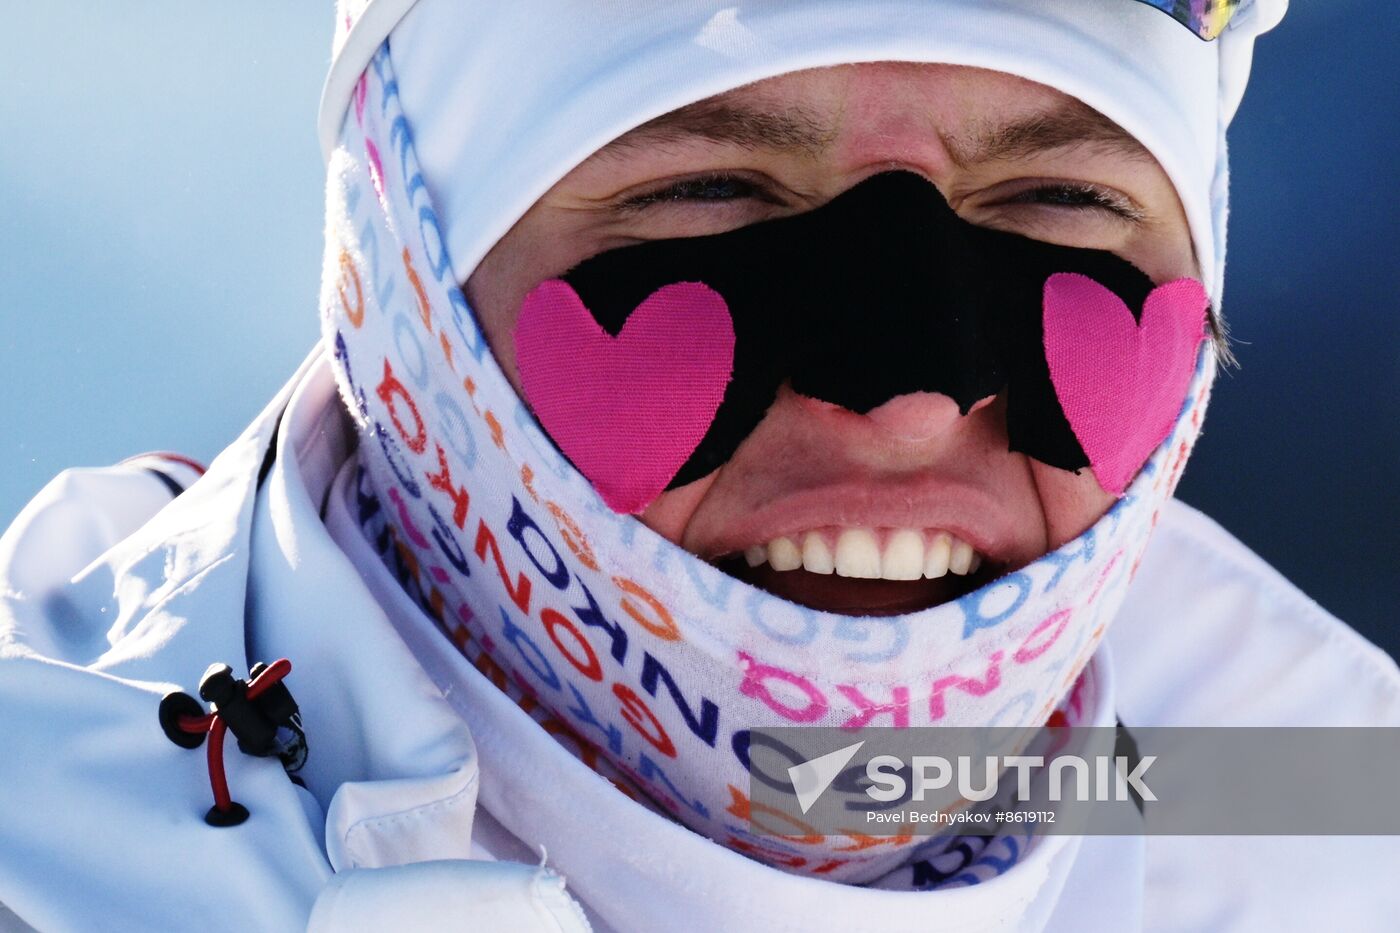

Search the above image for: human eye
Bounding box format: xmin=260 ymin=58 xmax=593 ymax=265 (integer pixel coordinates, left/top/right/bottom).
xmin=959 ymin=175 xmax=1154 ymax=251
xmin=615 ymin=172 xmax=784 ymax=212
xmin=992 ymin=180 xmax=1145 ymax=223
xmin=1014 ymin=182 xmax=1144 ymax=220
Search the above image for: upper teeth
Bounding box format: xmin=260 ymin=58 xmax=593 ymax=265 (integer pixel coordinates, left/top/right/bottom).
xmin=743 ymin=528 xmax=983 ymax=580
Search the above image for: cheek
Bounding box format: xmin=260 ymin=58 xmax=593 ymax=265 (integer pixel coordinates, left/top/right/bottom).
xmin=1029 ymin=461 xmax=1117 ymax=550
xmin=638 ymin=473 xmax=718 ymax=543
xmin=462 ymin=249 xmax=532 ymax=394
xmin=1125 ymin=189 xmax=1201 ymax=285
xmin=463 ymin=216 xmax=604 ymax=395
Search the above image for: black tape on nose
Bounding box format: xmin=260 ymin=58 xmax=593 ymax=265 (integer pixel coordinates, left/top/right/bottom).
xmin=562 ymin=170 xmax=1154 ymax=488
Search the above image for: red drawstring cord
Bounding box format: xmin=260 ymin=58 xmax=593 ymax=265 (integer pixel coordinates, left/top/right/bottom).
xmin=246 ymin=658 xmax=293 ymax=699
xmin=173 ymin=661 xmax=292 ymax=733
xmin=206 ymin=717 xmax=232 ymax=812
xmin=162 ymin=658 xmax=294 ymax=826
xmin=177 ymin=713 xmax=215 ymax=732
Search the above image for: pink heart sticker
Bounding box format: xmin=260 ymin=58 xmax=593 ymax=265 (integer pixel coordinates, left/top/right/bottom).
xmin=1043 ymin=273 xmax=1207 ymax=496
xmin=514 ymin=279 xmax=735 ymax=514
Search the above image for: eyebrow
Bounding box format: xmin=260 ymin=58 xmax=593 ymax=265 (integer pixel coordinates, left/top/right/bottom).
xmin=595 ymin=91 xmax=1152 ymax=166
xmin=945 ymin=99 xmax=1155 ymax=167
xmin=597 ymin=95 xmax=836 ymax=158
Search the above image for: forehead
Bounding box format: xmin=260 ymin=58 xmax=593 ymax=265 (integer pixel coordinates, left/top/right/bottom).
xmin=594 ymin=62 xmax=1154 ymax=168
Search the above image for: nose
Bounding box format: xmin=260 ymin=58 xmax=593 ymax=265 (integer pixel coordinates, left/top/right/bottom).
xmin=863 ymin=392 xmax=997 ymax=442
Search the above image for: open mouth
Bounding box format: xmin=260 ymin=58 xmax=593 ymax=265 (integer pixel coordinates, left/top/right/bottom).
xmin=714 ymin=527 xmax=1004 ymax=616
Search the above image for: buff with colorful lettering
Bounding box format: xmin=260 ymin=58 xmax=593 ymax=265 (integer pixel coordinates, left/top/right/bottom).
xmin=321 ymin=42 xmax=1213 ymax=884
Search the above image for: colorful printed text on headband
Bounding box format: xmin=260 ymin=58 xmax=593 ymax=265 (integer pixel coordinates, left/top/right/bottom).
xmin=514 ymin=171 xmax=1207 ymax=514
xmin=1133 ymin=0 xmax=1243 ymax=40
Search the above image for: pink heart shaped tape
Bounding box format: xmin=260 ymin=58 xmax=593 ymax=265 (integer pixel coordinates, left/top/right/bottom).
xmin=1043 ymin=273 xmax=1207 ymax=496
xmin=514 ymin=279 xmax=735 ymax=514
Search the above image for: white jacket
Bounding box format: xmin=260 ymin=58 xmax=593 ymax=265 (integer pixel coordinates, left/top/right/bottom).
xmin=2 ymin=346 xmax=1398 ymax=933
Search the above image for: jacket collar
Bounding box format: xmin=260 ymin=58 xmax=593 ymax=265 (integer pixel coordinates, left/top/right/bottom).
xmin=260 ymin=348 xmax=1144 ymax=932
xmin=115 ymin=343 xmax=1137 ymax=931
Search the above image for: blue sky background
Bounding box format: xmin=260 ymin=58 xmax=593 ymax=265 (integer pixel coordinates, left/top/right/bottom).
xmin=2 ymin=2 xmax=1396 ymax=653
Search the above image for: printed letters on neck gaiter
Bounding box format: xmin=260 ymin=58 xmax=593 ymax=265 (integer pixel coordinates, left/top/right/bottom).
xmin=320 ymin=42 xmax=1214 ymax=885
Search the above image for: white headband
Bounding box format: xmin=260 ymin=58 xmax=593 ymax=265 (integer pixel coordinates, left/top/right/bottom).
xmin=320 ymin=0 xmax=1286 ymax=303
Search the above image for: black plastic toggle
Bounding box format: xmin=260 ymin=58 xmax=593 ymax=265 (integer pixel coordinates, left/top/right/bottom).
xmin=199 ymin=663 xmax=279 ymax=758
xmin=157 ymin=658 xmax=303 ymax=828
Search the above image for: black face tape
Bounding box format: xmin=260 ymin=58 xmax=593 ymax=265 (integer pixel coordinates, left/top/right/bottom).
xmin=559 ymin=170 xmax=1156 ymax=488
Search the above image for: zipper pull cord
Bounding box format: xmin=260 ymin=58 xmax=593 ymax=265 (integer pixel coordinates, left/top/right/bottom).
xmin=158 ymin=658 xmax=297 ymax=827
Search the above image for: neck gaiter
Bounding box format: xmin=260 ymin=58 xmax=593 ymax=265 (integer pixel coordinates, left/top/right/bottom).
xmin=322 ymin=41 xmax=1214 ymax=885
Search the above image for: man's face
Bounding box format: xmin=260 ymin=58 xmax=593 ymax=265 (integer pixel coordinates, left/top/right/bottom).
xmin=465 ymin=62 xmax=1199 ymax=615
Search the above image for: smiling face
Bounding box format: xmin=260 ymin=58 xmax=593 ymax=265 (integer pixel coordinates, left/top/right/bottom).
xmin=464 ymin=62 xmax=1200 ymax=615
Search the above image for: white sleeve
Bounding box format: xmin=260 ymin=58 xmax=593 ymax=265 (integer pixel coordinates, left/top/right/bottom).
xmin=0 ymin=453 xmax=204 ymax=601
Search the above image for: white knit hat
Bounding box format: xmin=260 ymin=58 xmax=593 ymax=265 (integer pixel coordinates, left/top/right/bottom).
xmin=319 ymin=0 xmax=1287 ymax=302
